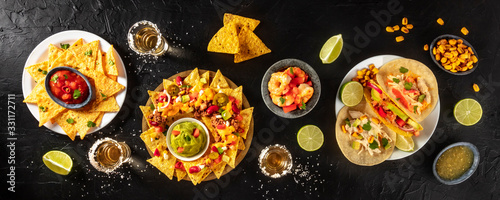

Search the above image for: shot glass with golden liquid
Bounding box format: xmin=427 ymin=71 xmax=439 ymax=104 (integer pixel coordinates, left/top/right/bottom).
xmin=127 ymin=20 xmax=169 ymax=56
xmin=258 ymin=144 xmax=293 ymax=178
xmin=88 ymin=138 xmax=131 ymax=173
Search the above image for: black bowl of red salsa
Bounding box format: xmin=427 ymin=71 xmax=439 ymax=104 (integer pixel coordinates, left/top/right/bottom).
xmin=45 ymin=67 xmax=93 ymax=109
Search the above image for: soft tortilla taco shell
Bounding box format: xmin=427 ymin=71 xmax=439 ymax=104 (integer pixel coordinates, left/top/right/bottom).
xmin=336 ymin=99 xmax=396 ymax=166
xmin=376 ymin=58 xmax=439 ymax=122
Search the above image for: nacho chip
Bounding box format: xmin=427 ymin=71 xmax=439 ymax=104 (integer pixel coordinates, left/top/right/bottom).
xmin=175 ymin=166 xmax=187 ymax=181
xmin=50 ymin=50 xmax=87 ymax=71
xmin=211 ymin=161 xmax=227 ymax=179
xmin=26 ymin=61 xmax=49 ymax=83
xmin=147 ymin=151 xmax=176 ymax=180
xmin=162 ymin=79 xmax=175 ymax=92
xmin=238 ymin=136 xmax=245 ymax=150
xmin=234 ymin=27 xmax=271 ymax=63
xmin=94 ymin=112 xmax=105 ymax=127
xmin=55 ymin=110 xmax=100 ymax=140
xmin=140 ymin=106 xmax=154 ymax=128
xmin=207 ymin=22 xmax=240 ymax=54
xmin=202 ymin=116 xmax=219 ymax=140
xmin=71 ymin=40 xmax=99 ymax=71
xmin=140 ymin=127 xmax=165 ymax=152
xmin=183 ymin=68 xmax=200 ymax=86
xmin=210 ymin=70 xmax=230 ymax=89
xmin=69 ymin=38 xmax=83 ymax=49
xmin=48 ymin=44 xmax=64 ymax=68
xmin=230 ymin=86 xmax=243 ymax=109
xmin=226 ymin=141 xmax=239 ymax=168
xmin=223 ymin=13 xmax=260 ymax=33
xmin=239 ymin=107 xmax=254 ymax=139
xmin=95 ymin=49 xmax=105 ymax=75
xmin=86 ymin=71 xmax=125 ymax=98
xmin=89 ymin=96 xmax=119 ymax=112
xmin=104 ymin=45 xmax=118 ymax=76
xmin=183 ymin=160 xmax=212 ymax=185
xmin=148 ymin=90 xmax=160 ymax=106
xmin=23 ymin=81 xmax=45 ymax=104
xmin=200 ymin=71 xmax=210 ymax=87
xmin=36 ymin=89 xmax=67 ymax=127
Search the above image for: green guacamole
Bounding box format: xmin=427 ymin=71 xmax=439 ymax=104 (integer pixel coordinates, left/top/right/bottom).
xmin=170 ymin=122 xmax=207 ymax=157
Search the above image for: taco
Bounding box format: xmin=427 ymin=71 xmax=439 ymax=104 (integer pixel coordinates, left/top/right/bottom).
xmin=336 ymin=99 xmax=396 ymax=166
xmin=364 ymin=80 xmax=423 ymax=138
xmin=376 ymin=58 xmax=438 ymax=122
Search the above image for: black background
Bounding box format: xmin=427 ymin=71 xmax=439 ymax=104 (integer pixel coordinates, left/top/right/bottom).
xmin=1 ymin=0 xmax=500 ymax=199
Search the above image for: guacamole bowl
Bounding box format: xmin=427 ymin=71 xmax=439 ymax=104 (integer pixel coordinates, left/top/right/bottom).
xmin=166 ymin=118 xmax=210 ymax=161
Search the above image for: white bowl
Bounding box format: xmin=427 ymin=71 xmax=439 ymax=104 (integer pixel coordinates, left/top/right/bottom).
xmin=166 ymin=118 xmax=210 ymax=161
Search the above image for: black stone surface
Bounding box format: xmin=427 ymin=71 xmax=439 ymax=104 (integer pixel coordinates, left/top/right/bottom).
xmin=1 ymin=0 xmax=500 ymax=199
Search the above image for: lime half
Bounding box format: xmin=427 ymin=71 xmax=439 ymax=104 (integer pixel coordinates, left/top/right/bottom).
xmin=340 ymin=81 xmax=364 ymax=107
xmin=43 ymin=150 xmax=73 ymax=175
xmin=395 ymin=134 xmax=414 ymax=152
xmin=319 ymin=34 xmax=343 ymax=64
xmin=297 ymin=125 xmax=324 ymax=151
xmin=454 ymin=98 xmax=482 ymax=126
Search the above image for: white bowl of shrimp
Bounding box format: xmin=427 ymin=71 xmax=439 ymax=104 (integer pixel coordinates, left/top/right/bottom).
xmin=261 ymin=58 xmax=321 ymax=118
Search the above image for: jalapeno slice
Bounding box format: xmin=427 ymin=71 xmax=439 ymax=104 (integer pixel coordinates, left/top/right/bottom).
xmin=213 ymin=93 xmax=229 ymax=107
xmin=166 ymin=85 xmax=180 ymax=96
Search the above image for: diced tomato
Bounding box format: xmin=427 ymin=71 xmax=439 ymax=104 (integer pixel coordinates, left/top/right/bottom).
xmin=69 ymin=82 xmax=78 ymax=90
xmin=154 ymin=126 xmax=164 ymax=133
xmin=176 ymin=76 xmax=183 ymax=86
xmin=378 ymin=106 xmax=387 ymax=118
xmin=228 ymin=96 xmax=236 ymax=103
xmin=177 ymin=147 xmax=184 ymax=153
xmin=414 ymin=131 xmax=420 ymax=137
xmin=193 ymin=128 xmax=200 ymax=138
xmin=214 ymin=155 xmax=222 ymax=164
xmin=283 ymin=104 xmax=297 ymax=113
xmin=172 ymin=130 xmax=181 ymax=136
xmin=211 ymin=146 xmax=218 ymax=152
xmin=206 ymin=105 xmax=219 ymax=115
xmin=61 ymin=93 xmax=71 ymax=100
xmin=217 ymin=124 xmax=226 ymax=130
xmin=395 ymin=117 xmax=406 ymax=127
xmin=154 ymin=148 xmax=160 ymax=157
xmin=392 ymin=88 xmax=410 ymax=109
xmin=189 ymin=166 xmax=201 ymax=173
xmin=285 ymin=67 xmax=295 ymax=78
xmin=306 ymin=81 xmax=313 ymax=87
xmin=234 ymin=114 xmax=243 ymax=121
xmin=189 ymin=91 xmax=198 ymax=100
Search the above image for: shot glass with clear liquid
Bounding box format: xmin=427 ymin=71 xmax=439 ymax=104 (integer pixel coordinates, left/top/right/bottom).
xmin=128 ymin=20 xmax=169 ymax=56
xmin=88 ymin=137 xmax=131 ymax=173
xmin=258 ymin=144 xmax=293 ymax=178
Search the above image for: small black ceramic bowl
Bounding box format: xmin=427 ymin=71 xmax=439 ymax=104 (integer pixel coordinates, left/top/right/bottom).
xmin=429 ymin=34 xmax=479 ymax=75
xmin=432 ymin=142 xmax=480 ymax=185
xmin=45 ymin=66 xmax=94 ymax=109
xmin=261 ymin=58 xmax=321 ymax=118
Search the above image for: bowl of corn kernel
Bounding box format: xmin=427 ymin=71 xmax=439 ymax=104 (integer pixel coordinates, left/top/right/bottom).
xmin=429 ymin=34 xmax=479 ymax=75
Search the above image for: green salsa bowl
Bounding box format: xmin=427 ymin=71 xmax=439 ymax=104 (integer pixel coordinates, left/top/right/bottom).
xmin=166 ymin=118 xmax=210 ymax=161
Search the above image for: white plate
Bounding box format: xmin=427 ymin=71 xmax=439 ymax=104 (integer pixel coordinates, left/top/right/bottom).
xmin=22 ymin=30 xmax=127 ymax=136
xmin=335 ymin=55 xmax=440 ymax=160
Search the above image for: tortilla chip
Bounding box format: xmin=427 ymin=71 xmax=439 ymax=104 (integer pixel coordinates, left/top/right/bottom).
xmin=200 ymin=71 xmax=210 ymax=87
xmin=69 ymin=38 xmax=83 ymax=49
xmin=23 ymin=81 xmax=45 ymax=104
xmin=175 ymin=167 xmax=187 ymax=181
xmin=104 ymin=45 xmax=118 ymax=76
xmin=207 ymin=22 xmax=240 ymax=54
xmin=234 ymin=27 xmax=271 ymax=63
xmin=140 ymin=105 xmax=153 ymax=128
xmin=183 ymin=160 xmax=212 ymax=185
xmin=148 ymin=90 xmax=160 ymax=106
xmin=239 ymin=107 xmax=253 ymax=139
xmin=71 ymin=40 xmax=99 ymax=71
xmin=36 ymin=89 xmax=67 ymax=127
xmin=94 ymin=112 xmax=105 ymax=127
xmin=55 ymin=110 xmax=100 ymax=140
xmin=26 ymin=61 xmax=49 ymax=83
xmin=223 ymin=13 xmax=260 ymax=33
xmin=140 ymin=127 xmax=165 ymax=152
xmin=211 ymin=88 xmax=233 ymax=97
xmin=95 ymin=49 xmax=105 ymax=75
xmin=48 ymin=44 xmax=64 ymax=68
xmin=202 ymin=116 xmax=219 ymax=140
xmin=238 ymin=136 xmax=245 ymax=150
xmin=183 ymin=68 xmax=200 ymax=86
xmin=230 ymin=86 xmax=243 ymax=109
xmin=50 ymin=50 xmax=87 ymax=71
xmin=226 ymin=141 xmax=238 ymax=168
xmin=210 ymin=70 xmax=230 ymax=89
xmin=86 ymin=71 xmax=125 ymax=98
xmin=211 ymin=161 xmax=227 ymax=179
xmin=147 ymin=151 xmax=176 ymax=180
xmin=163 ymin=79 xmax=175 ymax=92
xmin=89 ymin=96 xmax=119 ymax=112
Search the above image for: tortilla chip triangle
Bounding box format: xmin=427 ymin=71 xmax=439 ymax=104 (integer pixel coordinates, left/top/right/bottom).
xmin=140 ymin=106 xmax=154 ymax=128
xmin=207 ymin=21 xmax=240 ymax=54
xmin=23 ymin=81 xmax=45 ymax=104
xmin=223 ymin=13 xmax=260 ymax=33
xmin=25 ymin=61 xmax=49 ymax=83
xmin=183 ymin=68 xmax=200 ymax=86
xmin=175 ymin=167 xmax=187 ymax=181
xmin=95 ymin=49 xmax=105 ymax=75
xmin=54 ymin=110 xmax=100 ymax=140
xmin=239 ymin=107 xmax=254 ymax=139
xmin=210 ymin=70 xmax=230 ymax=89
xmin=234 ymin=27 xmax=271 ymax=63
xmin=183 ymin=160 xmax=212 ymax=185
xmin=48 ymin=44 xmax=64 ymax=68
xmin=147 ymin=151 xmax=176 ymax=180
xmin=104 ymin=45 xmax=118 ymax=76
xmin=71 ymin=40 xmax=99 ymax=71
xmin=36 ymin=88 xmax=67 ymax=127
xmin=211 ymin=161 xmax=227 ymax=179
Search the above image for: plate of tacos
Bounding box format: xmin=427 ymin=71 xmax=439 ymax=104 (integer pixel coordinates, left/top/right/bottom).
xmin=140 ymin=68 xmax=254 ymax=185
xmin=335 ymin=55 xmax=440 ymax=161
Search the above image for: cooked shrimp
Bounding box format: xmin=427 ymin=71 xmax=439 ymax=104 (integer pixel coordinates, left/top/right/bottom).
xmin=271 ymin=94 xmax=294 ymax=107
xmin=296 ymin=83 xmax=314 ymax=103
xmin=268 ymin=72 xmax=291 ymax=95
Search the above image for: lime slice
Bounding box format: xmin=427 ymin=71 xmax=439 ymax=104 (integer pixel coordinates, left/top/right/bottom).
xmin=454 ymin=98 xmax=482 ymax=126
xmin=395 ymin=134 xmax=414 ymax=152
xmin=297 ymin=125 xmax=324 ymax=151
xmin=340 ymin=81 xmax=363 ymax=107
xmin=42 ymin=150 xmax=73 ymax=175
xmin=319 ymin=34 xmax=343 ymax=64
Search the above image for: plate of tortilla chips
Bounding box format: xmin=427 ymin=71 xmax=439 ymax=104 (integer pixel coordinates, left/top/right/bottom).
xmin=140 ymin=68 xmax=254 ymax=185
xmin=22 ymin=30 xmax=127 ymax=140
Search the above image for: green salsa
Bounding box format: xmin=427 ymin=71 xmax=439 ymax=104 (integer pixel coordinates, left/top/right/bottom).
xmin=170 ymin=122 xmax=207 ymax=157
xmin=436 ymin=146 xmax=474 ymax=180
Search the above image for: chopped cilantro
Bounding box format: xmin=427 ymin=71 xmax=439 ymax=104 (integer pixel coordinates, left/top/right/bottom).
xmin=362 ymin=121 xmax=372 ymax=131
xmin=393 ymin=78 xmax=400 ymax=83
xmin=108 ymin=59 xmax=115 ymax=66
xmin=345 ymin=118 xmax=351 ymax=126
xmin=66 ymin=118 xmax=74 ymax=124
xmin=73 ymin=89 xmax=81 ymax=99
xmin=185 ymin=135 xmax=191 ymax=142
xmin=279 ymin=97 xmax=285 ymax=104
xmin=60 ymin=43 xmax=70 ymax=49
xmin=290 ymin=67 xmax=294 ymax=75
xmin=217 ymin=147 xmax=224 ymax=154
xmin=418 ymin=94 xmax=426 ymax=103
xmin=369 ymin=141 xmax=379 ymax=149
xmin=63 ymin=74 xmax=68 ymax=79
xmin=100 ymin=92 xmax=108 ymax=100
xmin=381 ymin=138 xmax=389 ymax=148
xmin=87 ymin=121 xmax=96 ymax=127
xmin=39 ymin=106 xmax=47 ymax=112
xmin=51 ymin=75 xmax=59 ymax=83
xmin=300 ymin=101 xmax=306 ymax=110
xmin=42 ymin=70 xmax=47 ymax=75
xmin=84 ymin=50 xmax=92 ymax=56
xmin=149 ymin=104 xmax=155 ymax=111
xmin=37 ymin=68 xmax=42 ymax=72
xmin=396 ymin=98 xmax=400 ymax=101
xmin=404 ymin=82 xmax=413 ymax=90
xmin=399 ymin=67 xmax=409 ymax=73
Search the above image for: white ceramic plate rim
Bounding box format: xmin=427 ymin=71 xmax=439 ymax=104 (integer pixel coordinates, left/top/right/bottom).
xmin=334 ymin=55 xmax=440 ymax=160
xmin=22 ymin=30 xmax=128 ymax=136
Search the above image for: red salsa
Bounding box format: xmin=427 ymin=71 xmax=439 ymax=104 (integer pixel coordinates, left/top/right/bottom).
xmin=49 ymin=70 xmax=89 ymax=104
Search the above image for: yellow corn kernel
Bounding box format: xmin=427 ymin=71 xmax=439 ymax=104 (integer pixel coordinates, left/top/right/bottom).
xmin=461 ymin=27 xmax=469 ymax=35
xmin=393 ymin=25 xmax=400 ymax=31
xmin=468 ymin=47 xmax=474 ymax=54
xmin=366 ymin=71 xmax=371 ymax=76
xmin=368 ymin=136 xmax=374 ymax=143
xmin=423 ymin=44 xmax=429 ymax=51
xmin=435 ymin=54 xmax=441 ymax=61
xmin=401 ymin=27 xmax=409 ymax=34
xmin=432 ymin=47 xmax=437 ymax=55
xmin=352 ymin=78 xmax=359 ymax=82
xmin=457 ymin=48 xmax=464 ymax=54
xmin=402 ymin=17 xmax=408 ymax=25
xmin=444 ymin=65 xmax=452 ymax=70
xmin=372 ymin=68 xmax=379 ymax=73
xmin=369 ymin=64 xmax=375 ymax=69
xmin=364 ymin=75 xmax=370 ymax=80
xmin=437 ymin=18 xmax=444 ymax=25
xmin=357 ymin=125 xmax=363 ymax=133
xmin=352 ymin=132 xmax=360 ymax=139
xmin=452 ymin=51 xmax=459 ymax=57
xmin=461 ymin=67 xmax=468 ymax=71
xmin=450 ymin=69 xmax=457 ymax=72
xmin=444 ymin=52 xmax=453 ymax=58
xmin=449 ymin=39 xmax=457 ymax=45
xmin=406 ymin=24 xmax=413 ymax=29
xmin=396 ymin=36 xmax=404 ymax=42
xmin=371 ymin=117 xmax=380 ymax=124
xmin=440 ymin=57 xmax=447 ymax=63
xmin=341 ymin=125 xmax=347 ymax=133
xmin=472 ymin=55 xmax=478 ymax=63
xmin=357 ymin=70 xmax=364 ymax=76
xmin=468 ymin=65 xmax=474 ymax=69
xmin=360 ymin=115 xmax=367 ymax=121
xmin=386 ymin=26 xmax=394 ymax=32
xmin=457 ymin=39 xmax=463 ymax=44
xmin=467 ymin=61 xmax=473 ymax=67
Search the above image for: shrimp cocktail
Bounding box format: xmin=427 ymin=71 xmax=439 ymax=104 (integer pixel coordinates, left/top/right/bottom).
xmin=268 ymin=67 xmax=314 ymax=113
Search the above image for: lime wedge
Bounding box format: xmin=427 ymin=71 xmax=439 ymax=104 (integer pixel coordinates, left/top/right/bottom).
xmin=395 ymin=134 xmax=414 ymax=152
xmin=42 ymin=150 xmax=73 ymax=175
xmin=319 ymin=34 xmax=343 ymax=64
xmin=340 ymin=81 xmax=363 ymax=107
xmin=454 ymin=98 xmax=482 ymax=126
xmin=297 ymin=125 xmax=324 ymax=151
